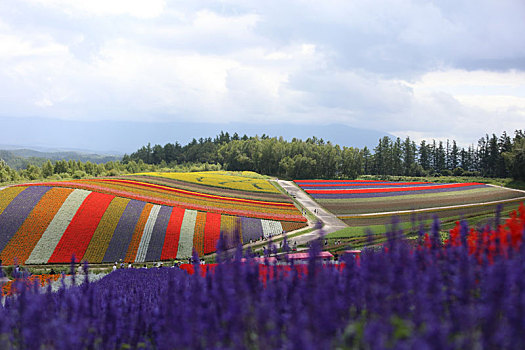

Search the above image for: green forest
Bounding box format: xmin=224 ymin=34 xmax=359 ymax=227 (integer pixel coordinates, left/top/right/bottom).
xmin=124 ymin=130 xmax=525 ymax=180
xmin=1 ymin=130 xmax=524 ymax=184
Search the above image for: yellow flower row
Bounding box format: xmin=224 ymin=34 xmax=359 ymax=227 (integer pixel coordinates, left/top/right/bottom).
xmin=83 ymin=197 xmax=130 ymax=263
xmin=0 ymin=187 xmax=26 ymax=216
xmin=136 ymin=171 xmax=279 ymax=193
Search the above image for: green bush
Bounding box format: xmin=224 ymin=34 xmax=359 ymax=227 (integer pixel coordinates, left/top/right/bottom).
xmin=72 ymin=170 xmax=88 ymax=179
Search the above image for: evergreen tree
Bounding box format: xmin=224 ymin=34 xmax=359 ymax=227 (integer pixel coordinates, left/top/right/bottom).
xmin=362 ymin=147 xmax=371 ymax=174
xmin=450 ymin=140 xmax=459 ymax=171
xmin=436 ymin=141 xmax=446 ymax=173
xmin=392 ymin=137 xmax=403 ymax=175
xmin=503 ymin=137 xmax=525 ymax=181
xmin=54 ymin=160 xmax=68 ymax=174
xmin=402 ymin=137 xmax=416 ymax=176
xmin=497 ymin=132 xmax=512 ymax=178
xmin=42 ymin=160 xmax=54 ymax=178
xmin=419 ymin=140 xmax=430 ymax=171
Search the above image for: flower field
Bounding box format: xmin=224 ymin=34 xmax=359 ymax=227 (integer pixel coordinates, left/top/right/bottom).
xmin=1 ymin=206 xmax=524 ymax=348
xmin=295 ymin=179 xmax=525 ymax=231
xmin=123 ymin=173 xmax=290 ymax=203
xmin=0 ymin=173 xmax=306 ymax=265
xmin=135 ymin=171 xmax=279 ymax=193
xmin=2 ymin=274 xmax=62 ymax=297
xmin=21 ymin=178 xmax=301 ymax=221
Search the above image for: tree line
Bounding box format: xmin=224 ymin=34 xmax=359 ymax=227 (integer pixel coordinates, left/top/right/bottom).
xmin=0 ymin=158 xmax=221 ymax=184
xmin=1 ymin=130 xmax=524 ymax=183
xmin=123 ymin=132 xmax=362 ymax=180
xmin=124 ymin=130 xmax=525 ymax=181
xmin=368 ymin=131 xmax=524 ymax=178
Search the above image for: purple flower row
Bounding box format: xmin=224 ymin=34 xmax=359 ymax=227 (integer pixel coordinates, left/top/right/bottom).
xmin=0 ymin=186 xmax=50 ymax=252
xmin=102 ymin=200 xmax=145 ymax=263
xmin=241 ymin=216 xmax=263 ymax=242
xmin=311 ymin=184 xmax=488 ymax=199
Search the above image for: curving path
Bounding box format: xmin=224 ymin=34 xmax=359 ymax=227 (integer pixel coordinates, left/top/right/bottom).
xmin=273 ymin=180 xmax=347 ymax=246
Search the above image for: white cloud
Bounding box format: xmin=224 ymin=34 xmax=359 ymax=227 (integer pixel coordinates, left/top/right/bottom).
xmin=405 ymin=69 xmax=525 ymax=140
xmin=0 ymin=0 xmax=524 ymax=146
xmin=26 ymin=0 xmax=166 ymax=19
xmin=0 ymin=33 xmax=68 ymax=58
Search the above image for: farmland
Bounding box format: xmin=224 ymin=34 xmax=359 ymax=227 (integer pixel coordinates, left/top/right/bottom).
xmin=295 ymin=179 xmax=525 ymax=245
xmin=0 ymin=172 xmax=307 ymax=265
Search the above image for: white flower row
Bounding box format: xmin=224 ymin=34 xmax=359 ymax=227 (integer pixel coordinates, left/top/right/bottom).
xmin=176 ymin=209 xmax=197 ymax=259
xmin=135 ymin=205 xmax=161 ymax=263
xmin=261 ymin=220 xmax=283 ymax=239
xmin=26 ymin=189 xmax=91 ymax=264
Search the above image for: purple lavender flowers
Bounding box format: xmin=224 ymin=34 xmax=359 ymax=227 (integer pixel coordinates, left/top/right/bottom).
xmin=1 ymin=214 xmax=525 ymax=349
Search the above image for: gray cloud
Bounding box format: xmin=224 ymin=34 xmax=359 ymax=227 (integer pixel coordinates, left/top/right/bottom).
xmin=0 ymin=0 xmax=524 ymax=148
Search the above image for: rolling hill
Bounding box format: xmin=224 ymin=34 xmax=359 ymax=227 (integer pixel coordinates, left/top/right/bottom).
xmin=0 ymin=172 xmax=307 ymax=265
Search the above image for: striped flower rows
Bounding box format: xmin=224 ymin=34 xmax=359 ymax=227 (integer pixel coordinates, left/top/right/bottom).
xmin=294 ymin=179 xmax=525 ymax=231
xmin=0 ymin=185 xmax=306 ymax=264
xmin=295 ymin=180 xmax=488 ymax=199
xmin=20 ymin=180 xmax=306 ymax=222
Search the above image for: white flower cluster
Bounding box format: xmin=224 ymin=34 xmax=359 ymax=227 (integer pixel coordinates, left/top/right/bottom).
xmin=261 ymin=220 xmax=283 ymax=239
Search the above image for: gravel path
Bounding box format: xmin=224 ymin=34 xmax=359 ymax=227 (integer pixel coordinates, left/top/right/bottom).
xmin=273 ymin=180 xmax=347 ymax=246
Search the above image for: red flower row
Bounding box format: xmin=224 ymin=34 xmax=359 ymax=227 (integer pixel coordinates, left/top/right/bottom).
xmin=305 ymin=182 xmax=483 ymax=194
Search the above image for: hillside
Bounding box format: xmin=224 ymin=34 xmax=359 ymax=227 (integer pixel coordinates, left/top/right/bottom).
xmin=294 ymin=179 xmax=525 ymax=248
xmin=0 ymin=149 xmax=121 ymax=170
xmin=0 ymin=172 xmax=307 ymax=265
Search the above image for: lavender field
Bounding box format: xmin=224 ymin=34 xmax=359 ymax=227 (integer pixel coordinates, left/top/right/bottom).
xmin=1 ymin=206 xmax=524 ymax=349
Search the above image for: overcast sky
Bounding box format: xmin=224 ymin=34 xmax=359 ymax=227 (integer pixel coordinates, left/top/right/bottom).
xmin=1 ymin=0 xmax=524 ymax=152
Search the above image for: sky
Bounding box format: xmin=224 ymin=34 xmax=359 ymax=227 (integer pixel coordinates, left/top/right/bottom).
xmin=0 ymin=0 xmax=524 ymax=153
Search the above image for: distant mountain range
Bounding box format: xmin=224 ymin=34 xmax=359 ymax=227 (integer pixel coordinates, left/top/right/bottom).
xmin=0 ymin=147 xmax=122 ymax=170
xmin=1 ymin=116 xmax=391 ymax=154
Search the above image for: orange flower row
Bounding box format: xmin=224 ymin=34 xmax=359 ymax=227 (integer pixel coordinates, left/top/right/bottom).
xmin=124 ymin=203 xmax=153 ymax=263
xmin=2 ymin=274 xmax=62 ymax=296
xmin=192 ymin=212 xmax=206 ymax=257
